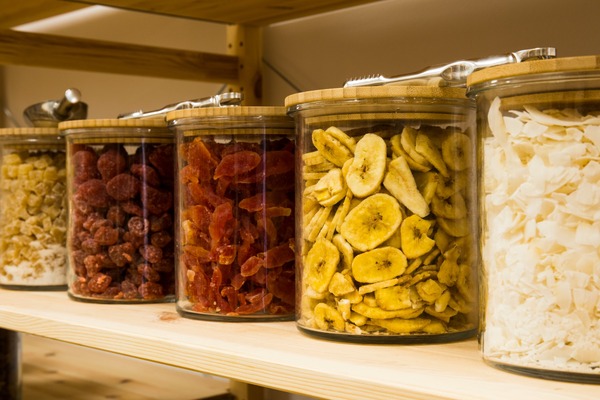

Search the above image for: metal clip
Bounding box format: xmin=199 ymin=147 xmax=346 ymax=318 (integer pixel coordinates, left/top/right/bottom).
xmin=343 ymin=47 xmax=557 ymax=88
xmin=118 ymin=92 xmax=244 ymax=119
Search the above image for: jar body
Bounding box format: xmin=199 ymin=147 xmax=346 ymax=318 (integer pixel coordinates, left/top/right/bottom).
xmin=288 ymin=92 xmax=478 ymax=342
xmin=471 ymin=72 xmax=600 ymax=382
xmin=62 ymin=125 xmax=175 ymax=303
xmin=0 ymin=131 xmax=67 ymax=289
xmin=170 ymin=113 xmax=296 ymax=321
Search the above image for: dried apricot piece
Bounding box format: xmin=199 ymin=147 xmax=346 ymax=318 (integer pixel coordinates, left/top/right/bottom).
xmin=214 ymin=150 xmax=261 ymax=179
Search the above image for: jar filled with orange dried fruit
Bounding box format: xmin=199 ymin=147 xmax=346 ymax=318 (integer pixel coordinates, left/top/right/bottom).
xmin=286 ymin=86 xmax=478 ymax=342
xmin=167 ymin=107 xmax=296 ymax=321
xmin=59 ymin=119 xmax=176 ymax=303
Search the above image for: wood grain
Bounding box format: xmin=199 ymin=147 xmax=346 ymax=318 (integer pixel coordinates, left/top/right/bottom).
xmin=0 ymin=289 xmax=597 ymax=400
xmin=68 ymin=0 xmax=382 ymax=26
xmin=0 ymin=1 xmax=88 ymax=29
xmin=22 ymin=334 xmax=231 ymax=399
xmin=0 ymin=29 xmax=239 ymax=83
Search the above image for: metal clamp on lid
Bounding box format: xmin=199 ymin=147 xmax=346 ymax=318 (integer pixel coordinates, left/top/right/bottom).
xmin=23 ymin=88 xmax=88 ymax=127
xmin=118 ymin=92 xmax=244 ymax=119
xmin=343 ymin=47 xmax=557 ymax=88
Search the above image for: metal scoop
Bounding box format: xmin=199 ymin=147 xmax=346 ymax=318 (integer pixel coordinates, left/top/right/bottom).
xmin=343 ymin=47 xmax=557 ymax=88
xmin=23 ymin=88 xmax=88 ymax=127
xmin=118 ymin=92 xmax=244 ymax=119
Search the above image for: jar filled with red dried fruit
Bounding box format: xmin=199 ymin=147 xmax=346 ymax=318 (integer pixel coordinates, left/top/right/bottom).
xmin=0 ymin=128 xmax=67 ymax=290
xmin=167 ymin=107 xmax=296 ymax=321
xmin=59 ymin=119 xmax=175 ymax=303
xmin=286 ymin=86 xmax=478 ymax=343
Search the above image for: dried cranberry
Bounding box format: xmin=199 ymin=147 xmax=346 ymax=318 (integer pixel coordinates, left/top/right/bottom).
xmin=76 ymin=179 xmax=111 ymax=208
xmin=97 ymin=146 xmax=128 ymax=181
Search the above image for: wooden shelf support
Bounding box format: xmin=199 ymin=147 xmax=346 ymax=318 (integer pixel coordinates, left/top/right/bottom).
xmin=0 ymin=29 xmax=239 ymax=83
xmin=226 ymin=24 xmax=262 ymax=105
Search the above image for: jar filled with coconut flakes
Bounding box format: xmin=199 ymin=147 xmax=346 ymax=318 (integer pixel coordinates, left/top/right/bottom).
xmin=0 ymin=128 xmax=67 ymax=290
xmin=468 ymin=55 xmax=600 ymax=382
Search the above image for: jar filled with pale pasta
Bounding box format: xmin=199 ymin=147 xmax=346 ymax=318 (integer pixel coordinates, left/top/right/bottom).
xmin=0 ymin=128 xmax=67 ymax=290
xmin=468 ymin=55 xmax=600 ymax=382
xmin=286 ymin=86 xmax=478 ymax=343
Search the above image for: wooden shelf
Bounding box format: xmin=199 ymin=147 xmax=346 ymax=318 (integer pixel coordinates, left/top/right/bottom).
xmin=0 ymin=289 xmax=597 ymax=400
xmin=22 ymin=334 xmax=231 ymax=400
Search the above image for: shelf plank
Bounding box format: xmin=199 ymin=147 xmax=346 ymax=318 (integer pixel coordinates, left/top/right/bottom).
xmin=0 ymin=1 xmax=88 ymax=29
xmin=22 ymin=334 xmax=231 ymax=400
xmin=0 ymin=289 xmax=597 ymax=400
xmin=68 ymin=0 xmax=383 ymax=26
xmin=0 ymin=29 xmax=239 ymax=82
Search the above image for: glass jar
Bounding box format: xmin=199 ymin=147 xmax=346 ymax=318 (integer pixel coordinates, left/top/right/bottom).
xmin=468 ymin=55 xmax=600 ymax=382
xmin=58 ymin=119 xmax=175 ymax=303
xmin=167 ymin=107 xmax=296 ymax=321
xmin=286 ymin=86 xmax=478 ymax=343
xmin=0 ymin=128 xmax=67 ymax=290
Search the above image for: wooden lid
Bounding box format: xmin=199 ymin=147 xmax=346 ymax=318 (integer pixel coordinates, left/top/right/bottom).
xmin=467 ymin=55 xmax=600 ymax=87
xmin=58 ymin=118 xmax=167 ymax=130
xmin=166 ymin=106 xmax=288 ymax=121
xmin=285 ymin=86 xmax=467 ymax=108
xmin=0 ymin=127 xmax=59 ymax=135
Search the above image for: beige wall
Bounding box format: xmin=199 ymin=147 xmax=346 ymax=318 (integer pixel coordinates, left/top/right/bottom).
xmin=5 ymin=0 xmax=600 ymax=126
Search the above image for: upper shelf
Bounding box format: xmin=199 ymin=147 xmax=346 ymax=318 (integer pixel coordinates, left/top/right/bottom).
xmin=0 ymin=289 xmax=597 ymax=400
xmin=0 ymin=0 xmax=383 ymax=29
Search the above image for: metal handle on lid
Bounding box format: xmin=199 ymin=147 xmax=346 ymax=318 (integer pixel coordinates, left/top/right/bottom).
xmin=118 ymin=92 xmax=244 ymax=119
xmin=23 ymin=88 xmax=88 ymax=127
xmin=343 ymin=47 xmax=557 ymax=88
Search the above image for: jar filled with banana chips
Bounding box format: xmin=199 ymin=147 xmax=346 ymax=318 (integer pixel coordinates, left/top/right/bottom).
xmin=0 ymin=128 xmax=68 ymax=290
xmin=468 ymin=55 xmax=600 ymax=382
xmin=167 ymin=106 xmax=296 ymax=321
xmin=286 ymin=86 xmax=478 ymax=342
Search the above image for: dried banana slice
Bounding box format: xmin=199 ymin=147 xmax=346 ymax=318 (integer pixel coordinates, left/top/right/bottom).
xmin=415 ymin=133 xmax=449 ymax=177
xmin=351 ymin=246 xmax=407 ymax=283
xmin=326 ymin=126 xmax=357 ymax=153
xmin=441 ymin=131 xmax=472 ymax=171
xmin=311 ymin=168 xmax=347 ymax=207
xmin=314 ymin=302 xmax=345 ymax=331
xmin=437 ymin=217 xmax=470 ymax=237
xmin=332 ymin=233 xmax=354 ymax=269
xmin=430 ymin=193 xmax=467 ymax=220
xmin=390 ymin=133 xmax=431 ymax=172
xmin=371 ymin=317 xmax=432 ymax=333
xmin=353 ymin=302 xmax=424 ymax=319
xmin=304 ymin=238 xmax=340 ymax=293
xmin=312 ymin=128 xmax=354 ymax=167
xmin=357 ymin=278 xmax=399 ymax=295
xmin=438 ymin=245 xmax=461 ymax=287
xmin=414 ymin=171 xmax=439 ymax=205
xmin=328 ymin=271 xmax=357 ymax=296
xmin=345 ymin=133 xmax=387 ymax=198
xmin=374 ymin=285 xmax=412 ymax=311
xmin=383 ymin=156 xmax=430 ymax=218
xmin=339 ymin=193 xmax=402 ymax=252
xmin=415 ymin=279 xmax=446 ymax=304
xmin=400 ymin=214 xmax=436 ymax=259
xmin=436 ymin=171 xmax=468 ymax=199
xmin=400 ymin=127 xmax=431 ymax=168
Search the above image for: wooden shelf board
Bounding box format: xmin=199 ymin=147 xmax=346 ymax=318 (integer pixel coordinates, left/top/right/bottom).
xmin=0 ymin=1 xmax=88 ymax=29
xmin=22 ymin=334 xmax=231 ymax=400
xmin=0 ymin=289 xmax=597 ymax=400
xmin=0 ymin=29 xmax=238 ymax=82
xmin=68 ymin=0 xmax=383 ymax=26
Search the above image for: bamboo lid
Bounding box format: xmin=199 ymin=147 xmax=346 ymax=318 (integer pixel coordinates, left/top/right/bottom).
xmin=166 ymin=106 xmax=288 ymax=122
xmin=467 ymin=55 xmax=600 ymax=87
xmin=285 ymin=86 xmax=467 ymax=108
xmin=58 ymin=118 xmax=167 ymax=130
xmin=0 ymin=127 xmax=59 ymax=135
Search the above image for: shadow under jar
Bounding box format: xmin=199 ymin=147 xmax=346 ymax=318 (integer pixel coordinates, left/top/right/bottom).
xmin=0 ymin=128 xmax=67 ymax=290
xmin=468 ymin=55 xmax=600 ymax=383
xmin=167 ymin=107 xmax=296 ymax=321
xmin=286 ymin=86 xmax=478 ymax=343
xmin=59 ymin=119 xmax=176 ymax=303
